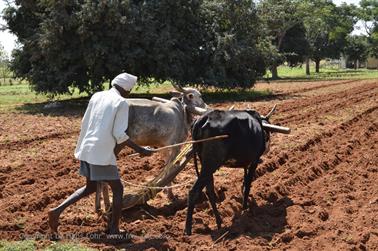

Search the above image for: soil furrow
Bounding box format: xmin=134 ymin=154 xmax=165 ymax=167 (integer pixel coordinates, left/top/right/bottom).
xmin=256 ymin=105 xmax=378 ymax=178
xmin=285 ymin=79 xmax=359 ymax=95
xmin=255 ymin=107 xmax=377 ymax=202
xmin=0 ymin=131 xmax=79 ymax=151
xmin=275 ymin=81 xmax=376 ymax=118
xmin=276 ymin=85 xmax=377 ymax=125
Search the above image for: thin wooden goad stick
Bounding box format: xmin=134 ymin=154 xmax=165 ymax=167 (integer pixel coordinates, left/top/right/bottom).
xmin=127 ymin=134 xmax=229 ymax=157
xmin=152 ymin=97 xmax=170 ymax=103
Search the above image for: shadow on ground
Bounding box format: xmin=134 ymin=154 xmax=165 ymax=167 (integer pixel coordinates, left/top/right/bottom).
xmin=14 ymin=89 xmax=300 ymax=117
xmin=120 ymin=193 xmax=292 ymax=246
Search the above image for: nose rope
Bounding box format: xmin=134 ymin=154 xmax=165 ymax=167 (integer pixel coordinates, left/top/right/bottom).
xmin=126 ymin=135 xmax=229 ymax=157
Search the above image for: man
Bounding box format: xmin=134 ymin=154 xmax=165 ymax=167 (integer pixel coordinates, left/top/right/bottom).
xmin=48 ymin=72 xmax=153 ymax=238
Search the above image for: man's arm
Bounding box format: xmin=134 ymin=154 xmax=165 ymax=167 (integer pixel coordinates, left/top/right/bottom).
xmin=114 ymin=139 xmax=153 ymax=157
xmin=112 ymin=101 xmax=153 ymax=157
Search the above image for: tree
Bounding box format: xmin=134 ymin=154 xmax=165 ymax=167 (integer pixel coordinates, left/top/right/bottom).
xmin=280 ymin=23 xmax=310 ymax=67
xmin=0 ymin=44 xmax=10 ymax=85
xmin=344 ymin=35 xmax=369 ymax=69
xmin=359 ymin=0 xmax=378 ymax=57
xmin=3 ymin=0 xmax=266 ymax=95
xmin=257 ymin=0 xmax=304 ymax=79
xmin=370 ymin=26 xmax=378 ymax=57
xmin=359 ymin=0 xmax=378 ymax=34
xmin=5 ymin=1 xmax=149 ymax=94
xmin=300 ymin=1 xmax=356 ymax=74
xmin=197 ymin=0 xmax=266 ymax=87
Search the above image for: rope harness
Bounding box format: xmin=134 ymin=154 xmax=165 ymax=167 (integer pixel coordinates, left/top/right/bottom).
xmin=121 ymin=178 xmax=194 ymax=190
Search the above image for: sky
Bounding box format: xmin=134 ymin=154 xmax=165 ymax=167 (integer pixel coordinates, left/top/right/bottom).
xmin=0 ymin=1 xmax=16 ymax=57
xmin=0 ymin=0 xmax=367 ymax=58
xmin=333 ymin=0 xmax=360 ymax=5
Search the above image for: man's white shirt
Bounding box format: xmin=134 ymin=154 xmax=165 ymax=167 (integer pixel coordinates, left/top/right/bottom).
xmin=74 ymin=88 xmax=129 ymax=165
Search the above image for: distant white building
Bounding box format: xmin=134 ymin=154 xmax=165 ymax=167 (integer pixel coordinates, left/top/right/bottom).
xmin=367 ymin=56 xmax=378 ymax=69
xmin=339 ymin=53 xmax=375 ymax=69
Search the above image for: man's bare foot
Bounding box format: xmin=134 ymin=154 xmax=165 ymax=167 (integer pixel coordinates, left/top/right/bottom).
xmin=48 ymin=209 xmax=60 ymax=234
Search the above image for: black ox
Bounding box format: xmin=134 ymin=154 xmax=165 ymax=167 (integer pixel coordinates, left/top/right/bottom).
xmin=185 ymin=105 xmax=290 ymax=235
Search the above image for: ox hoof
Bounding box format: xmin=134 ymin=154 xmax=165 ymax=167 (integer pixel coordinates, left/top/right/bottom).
xmin=242 ymin=201 xmax=249 ymax=210
xmin=184 ymin=229 xmax=192 ymax=236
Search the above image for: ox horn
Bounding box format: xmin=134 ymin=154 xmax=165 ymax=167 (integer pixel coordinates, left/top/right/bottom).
xmin=172 ymin=82 xmax=186 ymax=93
xmin=261 ymin=104 xmax=277 ymax=120
xmin=262 ymin=122 xmax=291 ymax=134
xmin=187 ymin=105 xmax=208 ymax=115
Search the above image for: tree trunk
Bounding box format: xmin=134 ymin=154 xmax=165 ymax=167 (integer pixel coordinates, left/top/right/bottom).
xmin=354 ymin=60 xmax=358 ymax=70
xmin=315 ymin=60 xmax=320 ymax=73
xmin=270 ymin=64 xmax=279 ymax=80
xmin=305 ymin=57 xmax=310 ymax=76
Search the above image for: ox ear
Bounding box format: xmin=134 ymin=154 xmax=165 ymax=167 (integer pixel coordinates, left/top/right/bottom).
xmin=170 ymin=91 xmax=183 ymax=98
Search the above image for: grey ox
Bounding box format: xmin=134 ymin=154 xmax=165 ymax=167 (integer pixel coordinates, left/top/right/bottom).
xmin=96 ymin=84 xmax=207 ymax=210
xmin=127 ymin=83 xmax=207 ymax=162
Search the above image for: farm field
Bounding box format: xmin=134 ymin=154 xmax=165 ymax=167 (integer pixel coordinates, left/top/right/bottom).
xmin=0 ymin=79 xmax=377 ymax=250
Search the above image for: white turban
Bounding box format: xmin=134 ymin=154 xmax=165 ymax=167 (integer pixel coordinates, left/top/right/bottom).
xmin=111 ymin=72 xmax=138 ymax=91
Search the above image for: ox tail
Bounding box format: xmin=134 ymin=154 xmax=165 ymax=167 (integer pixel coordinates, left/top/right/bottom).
xmin=193 ymin=152 xmax=200 ymax=177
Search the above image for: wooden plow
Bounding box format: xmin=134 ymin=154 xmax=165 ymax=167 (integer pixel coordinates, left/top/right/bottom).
xmin=95 ymin=135 xmax=228 ymax=212
xmin=121 ymin=144 xmax=194 ymax=210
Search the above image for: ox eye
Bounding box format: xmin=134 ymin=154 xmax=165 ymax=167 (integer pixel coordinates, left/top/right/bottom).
xmin=188 ymin=94 xmax=194 ymax=99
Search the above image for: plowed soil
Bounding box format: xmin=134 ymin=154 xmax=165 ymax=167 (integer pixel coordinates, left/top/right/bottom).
xmin=0 ymin=79 xmax=377 ymax=250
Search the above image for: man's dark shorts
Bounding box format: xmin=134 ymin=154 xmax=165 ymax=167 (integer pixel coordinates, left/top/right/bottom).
xmin=79 ymin=161 xmax=120 ymax=181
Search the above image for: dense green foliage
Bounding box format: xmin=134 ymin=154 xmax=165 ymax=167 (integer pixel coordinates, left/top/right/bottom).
xmin=256 ymin=0 xmax=356 ymax=77
xmin=301 ymin=0 xmax=356 ymax=73
xmin=359 ymin=0 xmax=378 ymax=57
xmin=257 ymin=0 xmax=304 ymax=79
xmin=2 ymin=0 xmax=374 ymax=94
xmin=344 ymin=35 xmax=369 ymax=69
xmin=280 ymin=23 xmax=309 ymax=67
xmin=3 ymin=0 xmax=266 ymax=95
